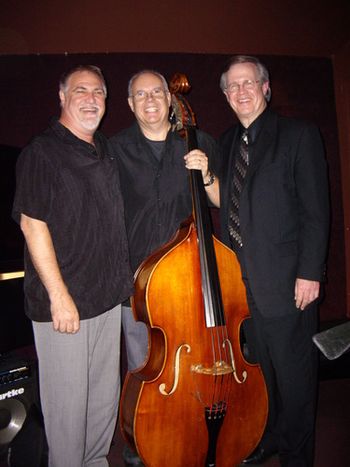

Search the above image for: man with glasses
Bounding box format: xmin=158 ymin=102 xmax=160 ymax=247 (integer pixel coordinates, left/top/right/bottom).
xmin=213 ymin=55 xmax=329 ymax=466
xmin=110 ymin=70 xmax=218 ymax=465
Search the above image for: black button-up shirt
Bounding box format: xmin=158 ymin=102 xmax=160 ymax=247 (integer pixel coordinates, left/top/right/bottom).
xmin=13 ymin=118 xmax=133 ymax=322
xmin=110 ymin=122 xmax=217 ymax=273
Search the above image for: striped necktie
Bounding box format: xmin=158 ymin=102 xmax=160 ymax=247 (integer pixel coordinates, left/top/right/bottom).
xmin=228 ymin=129 xmax=249 ymax=250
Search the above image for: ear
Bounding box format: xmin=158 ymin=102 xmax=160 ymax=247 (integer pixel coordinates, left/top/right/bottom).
xmin=262 ymin=81 xmax=270 ymax=97
xmin=128 ymin=96 xmax=135 ymax=113
xmin=59 ymin=90 xmax=65 ymax=107
xmin=224 ymin=91 xmax=230 ymax=104
xmin=166 ymin=91 xmax=172 ymax=108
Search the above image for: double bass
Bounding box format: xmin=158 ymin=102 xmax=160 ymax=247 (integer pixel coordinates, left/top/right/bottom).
xmin=120 ymin=73 xmax=268 ymax=466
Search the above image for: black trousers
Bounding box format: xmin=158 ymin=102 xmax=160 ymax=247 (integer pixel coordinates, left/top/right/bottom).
xmin=243 ymin=283 xmax=319 ymax=467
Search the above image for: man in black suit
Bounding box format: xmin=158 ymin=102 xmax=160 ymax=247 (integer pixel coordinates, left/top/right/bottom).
xmin=215 ymin=55 xmax=330 ymax=466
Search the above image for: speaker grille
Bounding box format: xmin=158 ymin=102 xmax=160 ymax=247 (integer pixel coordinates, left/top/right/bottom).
xmin=0 ymin=356 xmax=39 ymax=448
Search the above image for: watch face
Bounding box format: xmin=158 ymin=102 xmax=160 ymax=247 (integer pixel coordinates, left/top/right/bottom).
xmin=204 ymin=172 xmax=215 ymax=186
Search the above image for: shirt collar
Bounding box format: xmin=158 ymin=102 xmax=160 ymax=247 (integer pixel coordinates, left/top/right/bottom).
xmin=240 ymin=107 xmax=269 ymax=145
xmin=50 ymin=117 xmax=104 ymax=158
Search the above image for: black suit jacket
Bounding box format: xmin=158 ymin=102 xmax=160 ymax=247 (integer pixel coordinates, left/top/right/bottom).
xmin=217 ymin=109 xmax=330 ymax=317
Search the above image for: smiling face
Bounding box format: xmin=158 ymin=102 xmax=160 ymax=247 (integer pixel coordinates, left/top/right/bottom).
xmin=59 ymin=70 xmax=106 ymax=142
xmin=224 ymin=62 xmax=269 ymax=128
xmin=128 ymin=72 xmax=171 ymax=140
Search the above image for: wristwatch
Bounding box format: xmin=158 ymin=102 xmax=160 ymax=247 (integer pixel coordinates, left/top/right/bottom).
xmin=203 ymin=171 xmax=215 ymax=187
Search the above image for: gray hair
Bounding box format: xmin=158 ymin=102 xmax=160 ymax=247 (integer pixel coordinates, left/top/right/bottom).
xmin=128 ymin=70 xmax=169 ymax=97
xmin=220 ymin=55 xmax=271 ymax=102
xmin=59 ymin=65 xmax=107 ymax=96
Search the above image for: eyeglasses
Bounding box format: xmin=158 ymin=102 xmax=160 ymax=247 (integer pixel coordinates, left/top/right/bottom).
xmin=226 ymin=80 xmax=261 ymax=94
xmin=131 ymin=87 xmax=168 ymax=102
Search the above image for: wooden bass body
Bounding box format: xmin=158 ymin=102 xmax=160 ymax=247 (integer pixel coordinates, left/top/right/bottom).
xmin=120 ymin=217 xmax=268 ymax=466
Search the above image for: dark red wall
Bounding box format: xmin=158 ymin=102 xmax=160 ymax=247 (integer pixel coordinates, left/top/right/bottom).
xmin=1 ymin=1 xmax=348 ymax=57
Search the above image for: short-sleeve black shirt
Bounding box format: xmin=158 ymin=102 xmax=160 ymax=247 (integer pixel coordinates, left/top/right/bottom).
xmin=13 ymin=119 xmax=133 ymax=322
xmin=109 ymin=123 xmax=217 ymax=273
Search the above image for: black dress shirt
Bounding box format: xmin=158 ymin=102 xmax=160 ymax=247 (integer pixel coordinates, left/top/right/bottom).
xmin=13 ymin=119 xmax=133 ymax=321
xmin=110 ymin=122 xmax=217 ymax=273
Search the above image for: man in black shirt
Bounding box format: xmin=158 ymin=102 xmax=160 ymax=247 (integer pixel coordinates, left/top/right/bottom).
xmin=109 ymin=70 xmax=218 ymax=465
xmin=13 ymin=65 xmax=133 ymax=467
